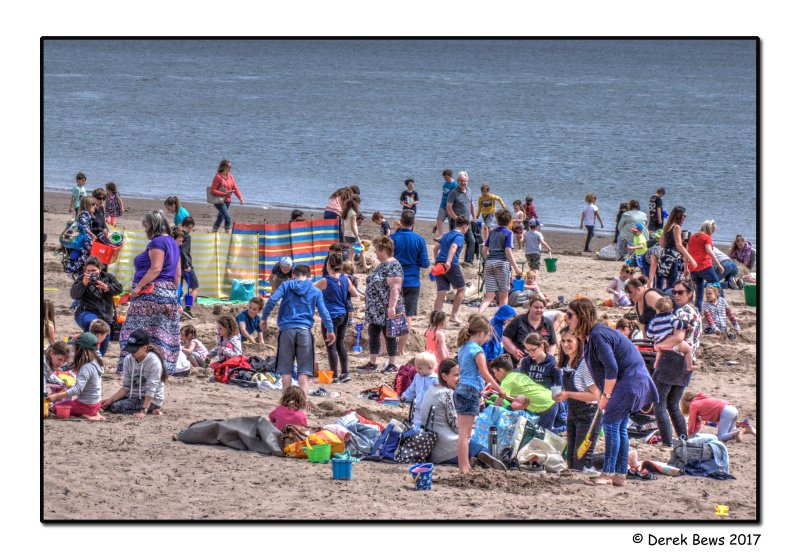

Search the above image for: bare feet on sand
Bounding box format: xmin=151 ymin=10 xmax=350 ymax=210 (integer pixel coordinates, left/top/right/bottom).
xmin=85 ymin=413 xmax=106 ymax=421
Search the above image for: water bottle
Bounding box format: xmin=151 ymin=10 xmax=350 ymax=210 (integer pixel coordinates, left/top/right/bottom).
xmin=488 ymin=426 xmax=498 ymax=457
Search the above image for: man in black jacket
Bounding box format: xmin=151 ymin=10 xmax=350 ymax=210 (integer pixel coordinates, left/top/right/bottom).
xmin=69 ymin=256 xmax=123 ymax=355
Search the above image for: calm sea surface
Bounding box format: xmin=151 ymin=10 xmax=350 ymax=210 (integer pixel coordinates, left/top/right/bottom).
xmin=44 ymin=39 xmax=757 ymax=244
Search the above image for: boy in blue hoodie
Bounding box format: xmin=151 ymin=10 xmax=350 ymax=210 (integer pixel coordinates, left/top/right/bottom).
xmin=260 ymin=264 xmax=335 ymax=391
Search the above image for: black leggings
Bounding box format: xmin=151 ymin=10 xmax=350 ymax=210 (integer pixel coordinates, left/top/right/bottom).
xmin=654 ymin=381 xmax=687 ymax=446
xmin=368 ymin=323 xmax=397 ymax=357
xmin=321 ymin=314 xmax=348 ymax=377
xmin=566 ymin=411 xmax=599 ymax=470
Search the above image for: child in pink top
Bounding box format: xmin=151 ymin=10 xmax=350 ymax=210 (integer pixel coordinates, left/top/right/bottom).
xmin=680 ymin=390 xmax=756 ymax=443
xmin=425 ymin=310 xmax=449 ymax=366
xmin=269 ymin=386 xmax=308 ymax=430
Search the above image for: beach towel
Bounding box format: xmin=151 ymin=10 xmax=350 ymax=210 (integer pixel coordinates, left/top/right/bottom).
xmin=176 ymin=416 xmax=283 ymax=456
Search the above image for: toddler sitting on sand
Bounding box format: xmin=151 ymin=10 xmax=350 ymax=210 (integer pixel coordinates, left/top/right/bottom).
xmin=269 ymin=386 xmax=308 ymax=429
xmin=401 ymin=352 xmax=440 ymax=427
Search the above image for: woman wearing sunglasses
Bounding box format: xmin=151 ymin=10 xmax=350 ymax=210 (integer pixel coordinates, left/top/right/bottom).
xmin=566 ymin=298 xmax=658 ymax=487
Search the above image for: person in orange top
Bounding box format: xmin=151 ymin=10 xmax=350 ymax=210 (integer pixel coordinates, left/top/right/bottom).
xmin=681 ymin=390 xmax=756 ymax=443
xmin=209 ymin=159 xmax=244 ymax=233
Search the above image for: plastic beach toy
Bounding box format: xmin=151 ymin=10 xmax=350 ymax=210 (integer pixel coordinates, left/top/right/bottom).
xmin=352 ymin=323 xmax=364 ymax=353
xmin=409 ymin=463 xmax=434 ymax=491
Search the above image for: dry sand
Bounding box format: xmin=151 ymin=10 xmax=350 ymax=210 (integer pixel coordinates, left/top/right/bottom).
xmin=42 ymin=191 xmax=757 ymax=520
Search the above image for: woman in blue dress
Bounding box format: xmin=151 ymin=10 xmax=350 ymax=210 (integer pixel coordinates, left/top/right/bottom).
xmin=566 ymin=298 xmax=658 ymax=487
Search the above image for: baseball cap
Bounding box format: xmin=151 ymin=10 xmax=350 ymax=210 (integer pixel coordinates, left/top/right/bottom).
xmin=279 ymin=256 xmax=293 ymax=268
xmin=69 ymin=332 xmax=98 ymax=349
xmin=124 ymin=329 xmax=150 ymax=352
xmin=529 ymin=218 xmax=541 ymax=228
xmin=629 ymin=223 xmax=645 ymax=233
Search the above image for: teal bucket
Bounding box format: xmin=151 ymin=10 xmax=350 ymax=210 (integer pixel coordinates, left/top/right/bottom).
xmin=332 ymin=458 xmax=353 ymax=480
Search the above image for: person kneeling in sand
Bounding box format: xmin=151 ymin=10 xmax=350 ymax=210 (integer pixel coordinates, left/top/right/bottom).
xmin=101 ymin=330 xmax=166 ymax=419
xmin=47 ymin=333 xmax=105 ymax=420
xmin=269 ymin=386 xmax=308 ymax=429
xmin=486 ymin=354 xmax=558 ymax=429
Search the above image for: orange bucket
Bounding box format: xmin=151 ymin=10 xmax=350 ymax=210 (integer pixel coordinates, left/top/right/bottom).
xmin=318 ymin=370 xmax=333 ymax=384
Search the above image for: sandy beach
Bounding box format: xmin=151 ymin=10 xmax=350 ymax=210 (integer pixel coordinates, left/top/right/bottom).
xmin=42 ymin=190 xmax=757 ymax=520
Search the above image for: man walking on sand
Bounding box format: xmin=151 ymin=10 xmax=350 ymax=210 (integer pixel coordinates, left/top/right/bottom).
xmin=434 ymin=216 xmax=470 ymax=325
xmin=391 ymin=210 xmax=430 ymax=355
xmin=446 ymin=171 xmax=477 ymax=267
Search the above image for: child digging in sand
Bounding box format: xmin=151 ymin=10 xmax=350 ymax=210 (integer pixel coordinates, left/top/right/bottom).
xmin=46 ymin=333 xmax=105 ymax=420
xmin=269 ymin=386 xmax=308 ymax=429
xmin=237 ymin=296 xmax=266 ymax=345
xmin=646 ymin=297 xmax=694 ymax=373
xmin=180 ymin=324 xmax=209 ymax=367
xmin=208 ymin=316 xmax=243 ymax=362
xmin=681 ymin=390 xmax=756 ymax=443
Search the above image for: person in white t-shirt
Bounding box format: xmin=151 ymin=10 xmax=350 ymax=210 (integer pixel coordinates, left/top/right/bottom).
xmin=579 ymin=193 xmax=604 ymax=252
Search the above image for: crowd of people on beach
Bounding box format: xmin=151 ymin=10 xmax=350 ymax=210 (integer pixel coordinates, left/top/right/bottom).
xmin=45 ymin=163 xmax=757 ymax=484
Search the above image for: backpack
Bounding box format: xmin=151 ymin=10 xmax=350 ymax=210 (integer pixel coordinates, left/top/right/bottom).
xmin=210 ymin=355 xmax=252 ymax=384
xmin=668 ymin=434 xmax=728 ymax=474
xmin=393 ymin=364 xmax=417 ymax=397
xmin=59 ymin=220 xmax=86 ymax=250
xmin=249 ymin=355 xmax=277 ymax=373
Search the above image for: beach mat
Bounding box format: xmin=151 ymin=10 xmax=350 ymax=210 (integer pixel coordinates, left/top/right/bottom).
xmin=176 ymin=416 xmax=283 ymax=456
xmin=195 ymin=297 xmax=244 ymax=306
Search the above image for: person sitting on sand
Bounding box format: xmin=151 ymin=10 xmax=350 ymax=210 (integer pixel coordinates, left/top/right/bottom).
xmin=269 ymin=386 xmax=308 ymax=429
xmin=180 ymin=324 xmax=208 ymax=367
xmin=681 ymin=390 xmax=756 ymax=443
xmin=702 ymin=284 xmax=741 ymax=339
xmin=207 ymin=316 xmax=243 ymax=362
xmin=728 ymin=234 xmax=756 ymax=271
xmin=607 ymin=264 xmax=633 ymax=306
xmin=400 ymin=351 xmax=439 ymax=427
xmin=237 ymin=297 xmax=266 ymax=345
xmin=269 ymin=256 xmax=294 ymax=293
xmin=102 ymin=330 xmax=167 ymax=418
xmin=46 ymin=333 xmax=105 ymax=420
xmin=43 ymin=341 xmax=70 ymax=389
xmin=522 ymin=269 xmax=548 ymax=302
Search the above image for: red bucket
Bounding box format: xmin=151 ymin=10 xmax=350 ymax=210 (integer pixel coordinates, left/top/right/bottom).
xmin=90 ymin=242 xmax=121 ymax=265
xmin=55 ymin=405 xmax=71 ymax=419
xmin=431 ymin=262 xmax=447 ymax=276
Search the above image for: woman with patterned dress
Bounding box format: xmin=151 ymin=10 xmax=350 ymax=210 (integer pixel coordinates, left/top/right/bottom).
xmin=356 ymin=235 xmax=404 ymax=375
xmin=115 ymin=210 xmax=182 ymax=376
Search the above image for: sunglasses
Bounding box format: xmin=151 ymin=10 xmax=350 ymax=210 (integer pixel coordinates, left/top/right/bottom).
xmin=673 ymin=289 xmax=689 ymax=295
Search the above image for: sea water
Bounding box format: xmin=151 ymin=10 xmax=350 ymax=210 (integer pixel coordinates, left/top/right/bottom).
xmin=43 ymin=39 xmax=756 ymax=244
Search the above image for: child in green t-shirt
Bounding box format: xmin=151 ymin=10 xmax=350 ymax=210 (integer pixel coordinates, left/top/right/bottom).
xmin=486 ymin=355 xmax=559 ymax=429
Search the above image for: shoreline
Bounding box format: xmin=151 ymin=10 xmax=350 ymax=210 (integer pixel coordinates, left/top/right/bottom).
xmin=44 ymin=186 xmax=746 ymax=247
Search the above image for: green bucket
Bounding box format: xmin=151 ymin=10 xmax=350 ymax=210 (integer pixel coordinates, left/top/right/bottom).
xmin=304 ymin=443 xmax=331 ymax=463
xmin=744 ymin=284 xmax=757 ymax=307
xmin=544 ymin=252 xmax=558 ymax=273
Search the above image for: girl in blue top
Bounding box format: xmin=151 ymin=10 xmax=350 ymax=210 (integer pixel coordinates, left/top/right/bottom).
xmin=164 ymin=196 xmax=191 ymax=227
xmin=454 ymin=314 xmax=505 ymax=473
xmin=315 ymin=253 xmax=364 ymax=383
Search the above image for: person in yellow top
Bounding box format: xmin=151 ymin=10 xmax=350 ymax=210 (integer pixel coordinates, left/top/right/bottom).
xmin=477 ymin=183 xmax=507 ymax=238
xmin=627 ymin=223 xmax=648 ymax=267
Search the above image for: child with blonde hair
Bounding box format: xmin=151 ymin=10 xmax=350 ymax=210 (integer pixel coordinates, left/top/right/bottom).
xmin=400 ymin=351 xmax=440 ymax=427
xmin=681 ymin=390 xmax=756 ymax=443
xmin=455 ymin=315 xmax=506 ymax=473
xmin=647 ymin=297 xmax=693 ymax=372
xmin=702 ymin=285 xmax=741 ymax=339
xmin=269 ymin=386 xmax=308 ymax=429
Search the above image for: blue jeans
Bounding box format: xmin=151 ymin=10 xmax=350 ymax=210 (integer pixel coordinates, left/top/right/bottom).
xmin=75 ymin=311 xmax=110 ymax=356
xmin=691 ymin=266 xmax=722 ymax=312
xmin=584 ymin=225 xmax=595 ymax=252
xmin=213 ymin=201 xmax=231 ymax=231
xmin=601 ymin=414 xmax=630 ymax=475
xmin=536 ymin=403 xmax=559 ymax=431
xmin=443 ymin=440 xmax=489 ymax=464
xmin=719 ymin=260 xmax=739 ymax=288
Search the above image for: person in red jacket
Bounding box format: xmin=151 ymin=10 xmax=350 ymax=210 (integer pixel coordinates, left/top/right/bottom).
xmin=681 ymin=390 xmax=756 ymax=442
xmin=210 ymin=159 xmax=244 ymax=233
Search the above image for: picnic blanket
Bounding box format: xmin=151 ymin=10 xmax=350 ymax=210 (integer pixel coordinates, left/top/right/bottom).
xmin=175 ymin=416 xmax=283 ymax=456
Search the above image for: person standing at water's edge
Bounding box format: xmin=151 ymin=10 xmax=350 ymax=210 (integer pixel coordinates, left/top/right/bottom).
xmin=446 ymin=171 xmax=476 ymax=266
xmin=433 ymin=169 xmax=457 ymax=235
xmin=400 ymin=178 xmax=419 ymax=214
xmin=648 ymin=187 xmax=666 ymax=232
xmin=209 ymin=159 xmax=243 ymax=233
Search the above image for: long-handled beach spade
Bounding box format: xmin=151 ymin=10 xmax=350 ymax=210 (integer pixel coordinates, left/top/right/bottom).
xmin=577 ymin=407 xmax=603 ymax=460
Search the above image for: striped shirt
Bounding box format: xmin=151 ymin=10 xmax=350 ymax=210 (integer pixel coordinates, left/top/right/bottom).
xmin=703 ymin=297 xmax=740 ymax=333
xmin=646 ymin=312 xmax=686 ymax=344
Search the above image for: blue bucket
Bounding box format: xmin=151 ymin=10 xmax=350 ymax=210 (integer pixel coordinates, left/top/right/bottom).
xmin=332 ymin=458 xmax=353 ymax=480
xmin=512 ymin=278 xmax=525 ymax=292
xmin=409 ymin=463 xmax=434 ymax=490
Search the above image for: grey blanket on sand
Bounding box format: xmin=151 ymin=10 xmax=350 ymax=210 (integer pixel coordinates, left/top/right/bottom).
xmin=176 ymin=416 xmax=283 ymax=456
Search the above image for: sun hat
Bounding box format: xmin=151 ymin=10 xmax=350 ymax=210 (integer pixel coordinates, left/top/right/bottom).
xmin=280 ymin=256 xmax=293 ymax=268
xmin=124 ymin=329 xmax=150 ymax=352
xmin=69 ymin=332 xmax=98 ymax=349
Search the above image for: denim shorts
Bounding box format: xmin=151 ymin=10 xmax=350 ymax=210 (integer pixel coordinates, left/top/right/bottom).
xmin=276 ymin=328 xmax=315 ymax=376
xmin=453 ymin=384 xmax=482 ymax=416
